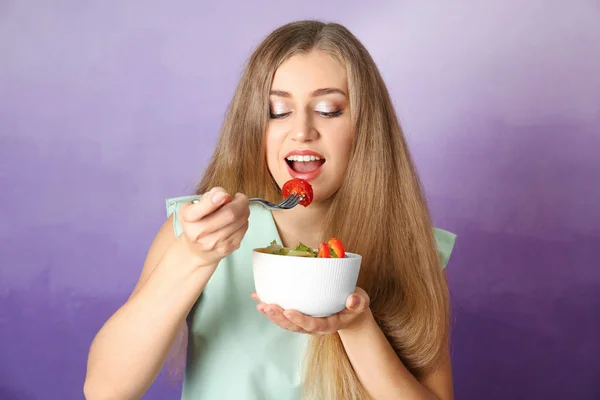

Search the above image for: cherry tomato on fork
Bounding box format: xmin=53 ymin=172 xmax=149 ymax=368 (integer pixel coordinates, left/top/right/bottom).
xmin=281 ymin=178 xmax=313 ymax=207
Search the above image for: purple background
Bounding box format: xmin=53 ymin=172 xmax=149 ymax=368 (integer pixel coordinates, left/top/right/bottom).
xmin=1 ymin=1 xmax=599 ymax=399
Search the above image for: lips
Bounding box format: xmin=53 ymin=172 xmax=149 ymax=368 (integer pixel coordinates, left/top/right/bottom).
xmin=284 ymin=150 xmax=326 ymax=181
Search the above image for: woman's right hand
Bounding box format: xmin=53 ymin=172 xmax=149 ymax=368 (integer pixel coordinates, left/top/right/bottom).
xmin=178 ymin=187 xmax=250 ymax=268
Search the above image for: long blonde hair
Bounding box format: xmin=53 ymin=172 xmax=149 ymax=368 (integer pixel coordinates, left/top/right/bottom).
xmin=190 ymin=20 xmax=450 ymax=399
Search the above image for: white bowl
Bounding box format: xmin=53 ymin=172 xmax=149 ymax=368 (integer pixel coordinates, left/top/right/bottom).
xmin=251 ymin=250 xmax=362 ymax=317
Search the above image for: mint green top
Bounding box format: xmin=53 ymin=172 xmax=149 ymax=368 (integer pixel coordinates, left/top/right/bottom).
xmin=166 ymin=195 xmax=456 ymax=400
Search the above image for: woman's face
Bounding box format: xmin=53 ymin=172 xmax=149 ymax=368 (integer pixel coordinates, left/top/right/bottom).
xmin=265 ymin=50 xmax=355 ymax=204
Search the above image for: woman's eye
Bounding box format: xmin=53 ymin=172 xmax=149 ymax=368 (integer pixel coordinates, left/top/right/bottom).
xmin=269 ymin=111 xmax=292 ymax=119
xmin=268 ymin=108 xmax=343 ymax=119
xmin=318 ymin=110 xmax=343 ymax=118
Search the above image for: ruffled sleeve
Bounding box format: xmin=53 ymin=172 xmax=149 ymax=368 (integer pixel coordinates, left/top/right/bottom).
xmin=433 ymin=228 xmax=456 ymax=269
xmin=165 ymin=195 xmax=202 ymax=237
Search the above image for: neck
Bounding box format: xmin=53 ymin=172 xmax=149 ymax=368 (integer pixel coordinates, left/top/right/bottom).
xmin=271 ymin=199 xmax=331 ymax=249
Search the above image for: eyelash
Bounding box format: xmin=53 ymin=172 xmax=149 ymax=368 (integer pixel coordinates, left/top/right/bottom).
xmin=269 ymin=110 xmax=343 ymax=119
xmin=269 ymin=112 xmax=291 ymax=119
xmin=320 ymin=110 xmax=343 ymax=118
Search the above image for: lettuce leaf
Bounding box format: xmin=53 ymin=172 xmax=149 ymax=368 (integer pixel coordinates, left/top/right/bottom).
xmin=261 ymin=240 xmax=317 ymax=257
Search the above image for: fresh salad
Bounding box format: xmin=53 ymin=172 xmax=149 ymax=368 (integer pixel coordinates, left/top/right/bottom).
xmin=282 ymin=178 xmax=313 ymax=207
xmin=265 ymin=179 xmax=344 ymax=257
xmin=258 ymin=238 xmax=345 ymax=258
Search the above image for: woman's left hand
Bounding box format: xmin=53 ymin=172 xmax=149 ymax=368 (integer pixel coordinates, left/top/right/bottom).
xmin=251 ymin=287 xmax=371 ymax=335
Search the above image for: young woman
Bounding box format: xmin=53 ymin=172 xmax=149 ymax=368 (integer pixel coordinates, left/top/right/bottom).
xmin=84 ymin=20 xmax=456 ymax=400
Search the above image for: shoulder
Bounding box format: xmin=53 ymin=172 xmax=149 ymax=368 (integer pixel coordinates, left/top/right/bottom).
xmin=433 ymin=228 xmax=456 ymax=269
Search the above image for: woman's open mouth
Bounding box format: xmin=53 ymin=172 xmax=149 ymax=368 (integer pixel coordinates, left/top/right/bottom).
xmin=285 ymin=150 xmax=326 ymax=181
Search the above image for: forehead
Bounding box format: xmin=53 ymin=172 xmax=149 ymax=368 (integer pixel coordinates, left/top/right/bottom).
xmin=271 ymin=50 xmax=348 ymax=94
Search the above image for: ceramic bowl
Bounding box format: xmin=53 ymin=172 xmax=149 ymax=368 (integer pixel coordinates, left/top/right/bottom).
xmin=251 ymin=249 xmax=362 ymax=317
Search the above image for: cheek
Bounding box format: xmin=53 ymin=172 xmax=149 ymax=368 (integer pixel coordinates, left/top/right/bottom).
xmin=342 ymin=123 xmax=356 ymax=160
xmin=330 ymin=124 xmax=355 ymax=167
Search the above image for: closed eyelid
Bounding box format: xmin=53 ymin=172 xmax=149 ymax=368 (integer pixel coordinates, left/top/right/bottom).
xmin=314 ymin=102 xmax=341 ymax=112
xmin=270 ymin=100 xmax=292 ymax=113
xmin=269 ymin=97 xmax=346 ymax=114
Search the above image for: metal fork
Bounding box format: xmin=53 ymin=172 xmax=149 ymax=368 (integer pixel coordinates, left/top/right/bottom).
xmin=248 ymin=194 xmax=303 ymax=210
xmin=191 ymin=194 xmax=302 ymax=210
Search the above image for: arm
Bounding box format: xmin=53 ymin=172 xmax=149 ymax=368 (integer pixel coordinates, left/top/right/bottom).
xmin=339 ymin=234 xmax=455 ymax=400
xmin=338 ymin=310 xmax=453 ymax=400
xmin=84 ymin=190 xmax=250 ymax=400
xmin=255 ymin=285 xmax=453 ymax=400
xmin=83 ymin=217 xmax=216 ymax=400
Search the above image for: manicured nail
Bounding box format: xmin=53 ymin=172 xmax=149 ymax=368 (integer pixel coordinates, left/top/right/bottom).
xmin=212 ymin=192 xmax=227 ymax=204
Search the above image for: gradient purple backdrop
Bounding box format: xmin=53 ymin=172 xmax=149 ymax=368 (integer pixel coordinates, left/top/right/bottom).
xmin=1 ymin=1 xmax=599 ymax=399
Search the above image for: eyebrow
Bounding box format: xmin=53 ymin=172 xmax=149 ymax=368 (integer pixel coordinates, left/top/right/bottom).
xmin=270 ymin=88 xmax=347 ymax=98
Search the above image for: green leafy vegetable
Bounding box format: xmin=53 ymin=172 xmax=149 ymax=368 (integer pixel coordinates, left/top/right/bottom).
xmin=259 ymin=240 xmax=317 ymax=257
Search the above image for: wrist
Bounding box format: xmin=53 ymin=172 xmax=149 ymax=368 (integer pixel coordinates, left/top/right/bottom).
xmin=136 ymin=255 xmax=214 ymax=320
xmin=151 ymin=238 xmax=218 ymax=293
xmin=170 ymin=234 xmax=219 ymax=269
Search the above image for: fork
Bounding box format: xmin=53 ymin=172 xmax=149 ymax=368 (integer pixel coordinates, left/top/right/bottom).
xmin=248 ymin=194 xmax=303 ymax=210
xmin=191 ymin=194 xmax=302 ymax=210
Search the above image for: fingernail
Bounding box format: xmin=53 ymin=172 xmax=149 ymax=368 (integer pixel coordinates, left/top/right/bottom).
xmin=212 ymin=192 xmax=227 ymax=204
xmin=349 ymin=296 xmax=359 ymax=309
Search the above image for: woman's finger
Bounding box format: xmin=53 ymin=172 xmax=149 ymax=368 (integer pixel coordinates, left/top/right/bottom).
xmin=283 ymin=311 xmax=320 ymax=332
xmin=262 ymin=305 xmax=304 ymax=333
xmin=180 ymin=187 xmax=231 ymax=222
xmin=258 ymin=306 xmax=306 ymax=332
xmin=336 ymin=290 xmax=372 ymax=331
xmin=285 ymin=311 xmax=338 ymax=334
xmin=192 ymin=218 xmax=245 ymax=249
xmin=193 ymin=193 xmax=249 ymax=237
xmin=209 ymin=219 xmax=249 ymax=257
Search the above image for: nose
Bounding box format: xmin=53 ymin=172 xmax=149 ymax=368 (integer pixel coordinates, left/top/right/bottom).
xmin=291 ymin=111 xmax=318 ymax=142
